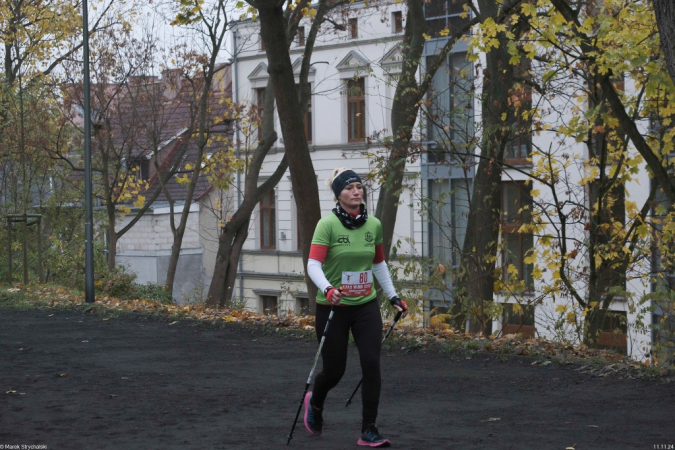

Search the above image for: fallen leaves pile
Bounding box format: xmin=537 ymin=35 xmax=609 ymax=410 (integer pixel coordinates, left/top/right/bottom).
xmin=385 ymin=327 xmax=674 ymax=379
xmin=14 ymin=284 xmax=318 ymax=330
xmin=2 ymin=284 xmax=672 ymax=380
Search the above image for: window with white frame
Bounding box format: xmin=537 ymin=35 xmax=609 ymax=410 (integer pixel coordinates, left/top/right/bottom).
xmin=392 ymin=11 xmax=403 ymax=33
xmin=505 ymin=58 xmax=533 ymax=164
xmin=256 ymin=87 xmax=266 ymax=142
xmin=349 ymin=18 xmax=358 ymax=39
xmin=260 ymin=189 xmax=276 ymax=249
xmin=347 ymin=78 xmax=366 ymax=141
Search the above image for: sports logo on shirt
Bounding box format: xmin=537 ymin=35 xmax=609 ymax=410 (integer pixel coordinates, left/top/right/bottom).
xmin=365 ymin=231 xmax=374 ymax=243
xmin=337 ymin=235 xmax=351 ymax=245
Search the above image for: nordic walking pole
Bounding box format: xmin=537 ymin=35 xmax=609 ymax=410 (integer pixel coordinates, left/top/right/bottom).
xmin=287 ymin=305 xmax=335 ymax=445
xmin=345 ymin=310 xmax=403 ymax=408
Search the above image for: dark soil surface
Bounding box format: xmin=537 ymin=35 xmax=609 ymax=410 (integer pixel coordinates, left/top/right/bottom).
xmin=1 ymin=307 xmax=673 ymax=450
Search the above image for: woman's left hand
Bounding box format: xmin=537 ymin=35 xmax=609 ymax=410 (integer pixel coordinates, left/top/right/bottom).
xmin=389 ymin=296 xmax=408 ymax=319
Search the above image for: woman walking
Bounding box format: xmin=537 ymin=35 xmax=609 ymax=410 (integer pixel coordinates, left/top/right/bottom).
xmin=304 ymin=168 xmax=408 ymax=447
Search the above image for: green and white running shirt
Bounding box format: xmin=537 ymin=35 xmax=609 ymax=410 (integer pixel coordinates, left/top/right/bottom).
xmin=311 ymin=213 xmax=383 ymax=306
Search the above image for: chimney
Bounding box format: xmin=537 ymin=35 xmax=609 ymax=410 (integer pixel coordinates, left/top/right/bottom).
xmin=161 ymin=68 xmax=183 ymax=100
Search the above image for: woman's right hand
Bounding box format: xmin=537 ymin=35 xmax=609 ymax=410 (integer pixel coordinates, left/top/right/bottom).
xmin=325 ymin=287 xmax=342 ymax=305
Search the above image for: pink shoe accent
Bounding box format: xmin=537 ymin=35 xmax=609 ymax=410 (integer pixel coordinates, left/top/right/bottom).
xmin=357 ymin=438 xmax=391 ymax=447
xmin=303 ymin=391 xmax=319 ymax=436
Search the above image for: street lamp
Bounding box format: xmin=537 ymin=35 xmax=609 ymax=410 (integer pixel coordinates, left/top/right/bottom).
xmin=82 ymin=0 xmax=95 ymax=303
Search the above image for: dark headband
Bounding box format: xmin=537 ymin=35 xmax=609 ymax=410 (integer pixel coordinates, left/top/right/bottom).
xmin=331 ymin=170 xmax=362 ymax=198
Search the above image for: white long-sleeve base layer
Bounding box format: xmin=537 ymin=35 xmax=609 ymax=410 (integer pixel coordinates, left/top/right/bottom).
xmin=307 ymin=258 xmax=398 ymax=299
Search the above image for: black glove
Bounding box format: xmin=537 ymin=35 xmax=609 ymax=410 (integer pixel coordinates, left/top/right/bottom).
xmin=389 ymin=296 xmax=408 ymax=311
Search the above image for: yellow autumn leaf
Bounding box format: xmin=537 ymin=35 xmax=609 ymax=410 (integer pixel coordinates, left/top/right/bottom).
xmin=523 ymin=252 xmax=537 ymax=265
xmin=133 ymin=195 xmax=146 ymax=208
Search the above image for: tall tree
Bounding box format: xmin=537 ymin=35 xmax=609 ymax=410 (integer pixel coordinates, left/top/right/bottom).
xmin=238 ymin=0 xmax=356 ymax=308
xmin=367 ymin=0 xmax=525 ymax=332
xmin=206 ymin=0 xmax=347 ymax=307
xmin=451 ymin=0 xmax=530 ymax=333
xmin=0 ymin=0 xmax=119 ymax=86
xmin=375 ymin=0 xmax=480 ymax=260
xmin=532 ymin=0 xmax=675 ymax=345
xmin=1 ymin=0 xmax=119 ymax=143
xmin=205 ymin=78 xmax=286 ymax=307
xmin=55 ymin=23 xmax=184 ymax=271
xmin=549 ymin=0 xmax=675 ymax=204
xmin=162 ymin=0 xmax=232 ymax=297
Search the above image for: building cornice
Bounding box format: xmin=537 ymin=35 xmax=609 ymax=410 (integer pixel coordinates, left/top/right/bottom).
xmin=238 ymin=270 xmax=305 ymax=282
xmin=235 ymin=35 xmax=402 ymax=64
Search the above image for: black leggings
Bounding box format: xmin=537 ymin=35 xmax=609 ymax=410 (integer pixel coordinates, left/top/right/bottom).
xmin=312 ymin=299 xmax=383 ymax=428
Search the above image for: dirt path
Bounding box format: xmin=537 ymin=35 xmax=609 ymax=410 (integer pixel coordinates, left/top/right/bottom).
xmin=1 ymin=307 xmax=673 ymax=449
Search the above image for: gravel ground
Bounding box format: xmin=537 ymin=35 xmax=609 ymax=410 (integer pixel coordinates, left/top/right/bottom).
xmin=1 ymin=307 xmax=673 ymax=450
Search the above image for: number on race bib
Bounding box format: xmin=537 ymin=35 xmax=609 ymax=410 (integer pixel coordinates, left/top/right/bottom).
xmin=341 ymin=270 xmax=373 ymax=297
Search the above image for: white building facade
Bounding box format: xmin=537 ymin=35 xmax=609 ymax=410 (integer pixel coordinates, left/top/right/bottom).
xmin=222 ymin=1 xmax=667 ymax=362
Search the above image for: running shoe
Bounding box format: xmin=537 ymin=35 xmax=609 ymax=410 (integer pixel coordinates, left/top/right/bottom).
xmin=357 ymin=424 xmax=391 ymax=447
xmin=303 ymin=391 xmax=323 ymax=436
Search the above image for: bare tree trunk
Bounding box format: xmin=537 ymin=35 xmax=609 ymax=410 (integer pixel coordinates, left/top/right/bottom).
xmin=107 ymin=215 xmax=118 ymax=272
xmin=208 ymin=224 xmax=243 ymax=307
xmin=257 ymin=0 xmax=322 ymax=305
xmin=164 ymin=3 xmax=229 ymax=297
xmin=206 ymin=74 xmax=280 ymax=307
xmin=376 ymin=0 xmax=480 ymax=260
xmin=208 ymin=0 xmax=333 ymax=308
xmin=455 ymin=158 xmax=504 ymax=333
xmin=453 ymin=0 xmax=517 ymax=334
xmin=208 ymin=214 xmax=252 ymax=308
xmin=375 ymin=0 xmax=427 ymax=258
xmin=654 ymin=0 xmax=675 ymax=87
xmin=223 ymin=226 xmax=248 ymax=305
xmin=206 ymin=155 xmax=288 ymax=307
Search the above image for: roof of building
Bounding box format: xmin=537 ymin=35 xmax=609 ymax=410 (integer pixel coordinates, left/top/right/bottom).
xmin=66 ymin=64 xmax=234 ymax=204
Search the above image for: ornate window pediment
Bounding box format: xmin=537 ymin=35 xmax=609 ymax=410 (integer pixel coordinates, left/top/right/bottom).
xmin=248 ymin=62 xmax=268 ymax=88
xmin=291 ymin=57 xmax=317 ymax=83
xmin=381 ymin=44 xmax=403 ymax=75
xmin=336 ymin=51 xmax=370 ymax=78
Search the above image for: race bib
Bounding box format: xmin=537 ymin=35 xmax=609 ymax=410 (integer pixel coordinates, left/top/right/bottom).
xmin=341 ymin=270 xmax=373 ymax=297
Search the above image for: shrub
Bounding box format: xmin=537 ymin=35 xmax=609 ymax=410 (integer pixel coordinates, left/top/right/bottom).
xmin=100 ymin=269 xmax=137 ymax=299
xmin=133 ymin=283 xmax=173 ymax=304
